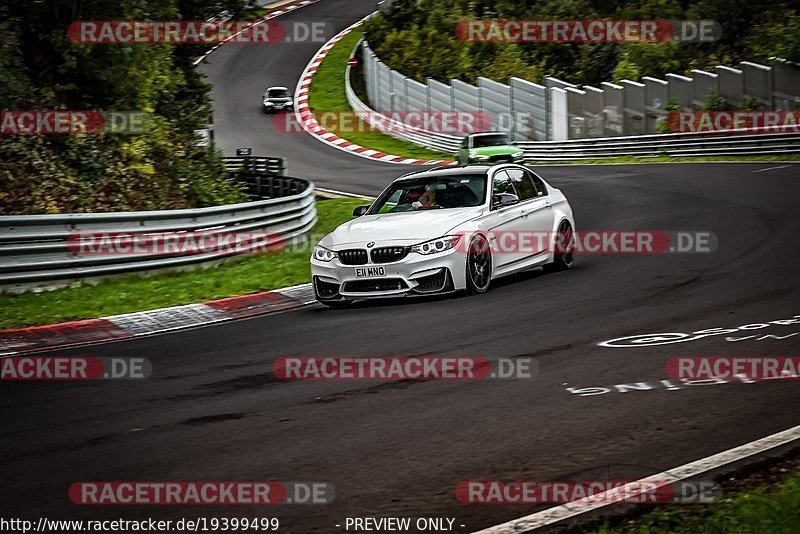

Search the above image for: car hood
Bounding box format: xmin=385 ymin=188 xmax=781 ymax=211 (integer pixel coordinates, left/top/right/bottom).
xmin=471 ymin=145 xmax=518 ymax=155
xmin=323 ymin=207 xmax=484 ymax=247
xmin=265 ymin=97 xmax=292 ymax=102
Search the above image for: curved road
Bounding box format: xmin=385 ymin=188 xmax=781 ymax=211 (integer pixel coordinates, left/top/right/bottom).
xmin=201 ymin=0 xmax=420 ymax=196
xmin=2 ymin=0 xmax=799 ymax=532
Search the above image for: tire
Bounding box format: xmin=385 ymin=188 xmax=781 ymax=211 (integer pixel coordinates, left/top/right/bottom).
xmin=543 ymin=220 xmax=575 ymax=273
xmin=466 ymin=234 xmax=492 ymax=294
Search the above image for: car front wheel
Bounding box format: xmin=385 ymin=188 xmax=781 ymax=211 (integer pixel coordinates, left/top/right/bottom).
xmin=466 ymin=234 xmax=492 ymax=294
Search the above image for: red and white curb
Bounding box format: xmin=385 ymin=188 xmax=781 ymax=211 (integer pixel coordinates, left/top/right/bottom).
xmin=0 ymin=284 xmax=315 ymax=356
xmin=293 ymin=22 xmax=451 ymax=166
xmin=192 ymin=0 xmax=319 ymax=66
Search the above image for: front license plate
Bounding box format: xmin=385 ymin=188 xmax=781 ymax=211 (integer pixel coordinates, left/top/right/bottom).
xmin=355 ymin=266 xmax=385 ymax=277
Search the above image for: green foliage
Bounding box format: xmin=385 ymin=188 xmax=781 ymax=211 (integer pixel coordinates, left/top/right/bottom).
xmin=664 ymin=98 xmax=681 ymax=112
xmin=702 ymin=87 xmax=726 ymax=111
xmin=655 ymin=119 xmax=672 ymax=134
xmin=597 ymin=463 xmax=800 ymax=533
xmin=365 ymin=0 xmax=800 ymax=87
xmin=742 ymin=96 xmax=761 ymax=111
xmin=0 ymin=0 xmax=250 ymax=214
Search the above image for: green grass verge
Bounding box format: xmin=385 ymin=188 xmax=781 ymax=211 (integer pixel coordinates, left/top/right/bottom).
xmin=307 ymin=27 xmax=452 ymax=161
xmin=598 ymin=463 xmax=800 ymax=533
xmin=0 ymin=198 xmax=364 ymax=330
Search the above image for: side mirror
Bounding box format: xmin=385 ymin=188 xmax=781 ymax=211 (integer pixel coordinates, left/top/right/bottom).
xmin=492 ymin=193 xmax=519 ymax=209
xmin=352 ymin=205 xmax=370 ymax=217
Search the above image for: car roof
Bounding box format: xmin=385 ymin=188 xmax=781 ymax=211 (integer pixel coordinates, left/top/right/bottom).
xmin=266 ymin=86 xmax=289 ymax=91
xmin=395 ymin=165 xmax=493 ymax=181
xmin=468 ymin=131 xmax=508 ymax=137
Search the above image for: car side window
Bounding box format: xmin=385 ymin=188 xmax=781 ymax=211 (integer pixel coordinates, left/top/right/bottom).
xmin=378 ymin=189 xmax=403 ymax=213
xmin=505 ymin=168 xmax=537 ymax=201
xmin=492 ymin=170 xmax=518 ymax=208
xmin=526 ymin=170 xmax=548 ymax=197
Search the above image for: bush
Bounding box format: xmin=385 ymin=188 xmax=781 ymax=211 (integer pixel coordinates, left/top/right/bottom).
xmin=0 ymin=0 xmax=250 ymax=214
xmin=365 ymin=0 xmax=800 ymax=87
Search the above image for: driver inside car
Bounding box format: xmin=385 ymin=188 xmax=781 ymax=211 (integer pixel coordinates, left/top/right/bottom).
xmin=412 ymin=184 xmax=438 ymax=209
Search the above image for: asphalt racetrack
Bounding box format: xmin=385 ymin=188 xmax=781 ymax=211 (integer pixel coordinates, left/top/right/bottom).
xmin=2 ymin=0 xmax=798 ymax=532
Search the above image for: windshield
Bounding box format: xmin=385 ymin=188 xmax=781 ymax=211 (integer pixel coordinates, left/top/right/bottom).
xmin=267 ymin=89 xmax=291 ymax=99
xmin=473 ymin=134 xmax=511 ymax=147
xmin=369 ymin=174 xmax=486 ymax=213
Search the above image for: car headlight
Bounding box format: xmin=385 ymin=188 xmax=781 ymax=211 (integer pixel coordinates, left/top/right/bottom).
xmin=410 ymin=235 xmax=461 ymax=255
xmin=512 ymin=151 xmax=524 ymax=158
xmin=264 ymin=101 xmax=274 ymax=106
xmin=313 ymin=245 xmax=337 ymax=262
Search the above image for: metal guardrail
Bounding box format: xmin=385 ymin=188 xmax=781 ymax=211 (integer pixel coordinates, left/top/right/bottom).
xmin=516 ymin=130 xmax=800 ymax=160
xmin=0 ymin=157 xmax=316 ymax=291
xmin=223 ymin=156 xmax=286 ymax=176
xmin=346 ymin=39 xmax=800 ymax=160
xmin=362 ymin=35 xmax=800 ymax=142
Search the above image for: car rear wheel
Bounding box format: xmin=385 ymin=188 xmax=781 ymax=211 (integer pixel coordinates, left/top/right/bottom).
xmin=543 ymin=220 xmax=575 ymax=273
xmin=466 ymin=234 xmax=492 ymax=294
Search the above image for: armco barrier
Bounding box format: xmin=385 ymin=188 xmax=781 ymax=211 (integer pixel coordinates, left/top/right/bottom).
xmin=362 ymin=37 xmax=800 ymax=142
xmin=515 ymin=130 xmax=800 ymax=161
xmin=223 ymin=156 xmax=286 ymax=176
xmin=346 ymin=42 xmax=461 ymax=155
xmin=0 ymin=157 xmax=316 ymax=291
xmin=347 ymin=39 xmax=800 ymax=160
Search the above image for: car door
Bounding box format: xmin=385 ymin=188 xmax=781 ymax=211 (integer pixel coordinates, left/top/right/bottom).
xmin=486 ymin=169 xmax=528 ymax=269
xmin=507 ymin=167 xmax=556 ymax=260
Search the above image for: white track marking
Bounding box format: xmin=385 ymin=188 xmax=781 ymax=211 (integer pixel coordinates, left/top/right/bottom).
xmin=315 ymin=187 xmax=376 ymax=200
xmin=750 ymin=164 xmax=793 ymax=173
xmin=472 ymin=422 xmax=800 ymax=533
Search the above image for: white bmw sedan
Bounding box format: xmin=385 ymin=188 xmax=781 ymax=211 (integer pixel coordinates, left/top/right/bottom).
xmin=310 ymin=164 xmax=575 ymax=307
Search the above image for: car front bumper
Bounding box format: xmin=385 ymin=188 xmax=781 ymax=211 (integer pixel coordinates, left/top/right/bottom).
xmin=470 ymin=155 xmax=526 ymax=164
xmin=310 ymin=245 xmax=467 ymax=301
xmin=263 ymin=103 xmax=293 ymax=112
